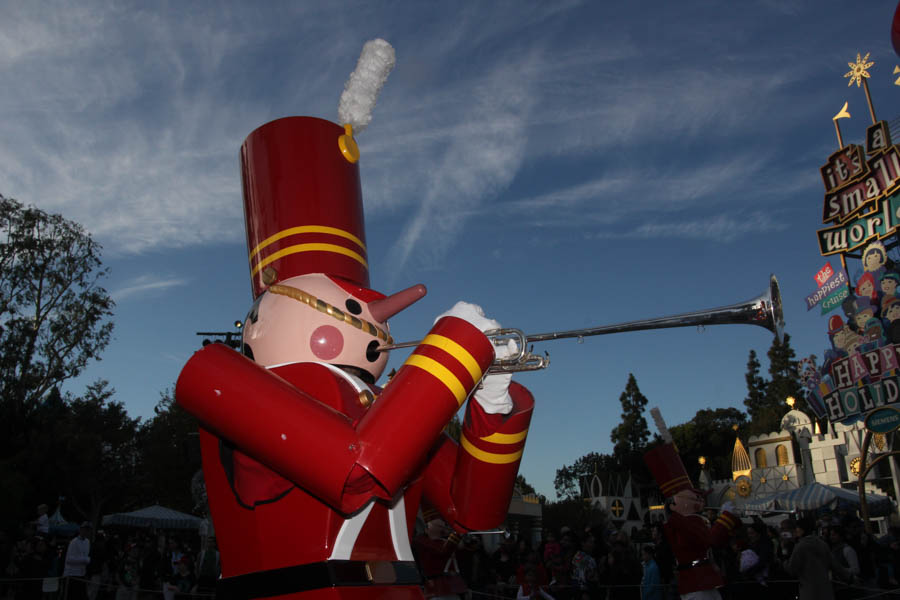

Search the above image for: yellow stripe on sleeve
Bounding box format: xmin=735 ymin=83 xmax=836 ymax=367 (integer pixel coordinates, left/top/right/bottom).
xmin=461 ymin=433 xmax=524 ymax=465
xmin=420 ymin=334 xmax=483 ymax=384
xmin=480 ymin=429 xmax=528 ymax=444
xmin=404 ymin=354 xmax=467 ymax=407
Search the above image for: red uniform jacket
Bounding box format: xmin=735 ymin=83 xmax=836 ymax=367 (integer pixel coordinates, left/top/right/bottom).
xmin=176 ymin=316 xmax=534 ymax=600
xmin=663 ymin=510 xmax=739 ymax=595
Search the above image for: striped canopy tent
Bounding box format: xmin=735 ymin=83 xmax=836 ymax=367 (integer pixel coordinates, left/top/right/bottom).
xmin=102 ymin=504 xmax=202 ymax=530
xmin=743 ymin=482 xmax=894 ymax=516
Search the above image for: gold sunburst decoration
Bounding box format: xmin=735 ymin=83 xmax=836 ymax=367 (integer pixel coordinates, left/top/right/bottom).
xmin=842 ymin=52 xmax=878 ymax=124
xmin=845 ymin=52 xmax=874 ymax=87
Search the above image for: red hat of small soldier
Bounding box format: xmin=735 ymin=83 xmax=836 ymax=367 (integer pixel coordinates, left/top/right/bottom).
xmin=644 ymin=442 xmax=703 ymax=498
xmin=644 ymin=407 xmax=704 ymax=497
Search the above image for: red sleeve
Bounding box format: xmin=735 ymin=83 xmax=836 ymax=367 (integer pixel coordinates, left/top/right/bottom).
xmin=177 ymin=315 xmax=495 ymax=515
xmin=419 ymin=382 xmax=535 ymax=532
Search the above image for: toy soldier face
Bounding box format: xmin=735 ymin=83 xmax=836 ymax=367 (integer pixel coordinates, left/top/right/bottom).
xmin=671 ymin=489 xmax=703 ymax=515
xmin=242 ymin=273 xmax=390 ymax=382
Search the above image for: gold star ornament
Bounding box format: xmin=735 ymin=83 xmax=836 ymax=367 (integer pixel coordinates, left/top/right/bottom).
xmin=845 ymin=52 xmax=874 ymax=87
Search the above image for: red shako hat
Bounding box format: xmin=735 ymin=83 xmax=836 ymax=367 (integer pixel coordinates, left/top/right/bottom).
xmin=643 ymin=442 xmax=702 ymax=498
xmin=241 ymin=116 xmax=370 ymax=298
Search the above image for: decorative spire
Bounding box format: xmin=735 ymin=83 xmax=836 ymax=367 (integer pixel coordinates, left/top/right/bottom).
xmin=731 ymin=434 xmax=751 ymax=481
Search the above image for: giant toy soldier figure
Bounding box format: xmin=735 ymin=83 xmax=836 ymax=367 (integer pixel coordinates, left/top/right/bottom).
xmin=176 ymin=40 xmax=535 ymax=600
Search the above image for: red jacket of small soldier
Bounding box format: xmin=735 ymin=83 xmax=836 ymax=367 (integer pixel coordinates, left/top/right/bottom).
xmin=644 ymin=440 xmax=739 ymax=599
xmin=175 ymin=116 xmax=535 ymax=600
xmin=663 ymin=503 xmax=739 ymax=596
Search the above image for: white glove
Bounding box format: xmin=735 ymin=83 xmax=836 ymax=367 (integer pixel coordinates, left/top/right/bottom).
xmin=720 ymin=501 xmax=736 ymax=514
xmin=476 ymin=338 xmax=515 ymax=415
xmin=435 ymin=301 xmax=513 ymax=415
xmin=435 ymin=301 xmax=500 ymax=332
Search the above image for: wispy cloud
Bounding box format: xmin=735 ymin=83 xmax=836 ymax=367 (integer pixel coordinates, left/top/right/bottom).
xmin=111 ymin=275 xmax=189 ymax=302
xmin=0 ymin=1 xmax=880 ymax=265
xmin=588 ymin=211 xmax=790 ymax=242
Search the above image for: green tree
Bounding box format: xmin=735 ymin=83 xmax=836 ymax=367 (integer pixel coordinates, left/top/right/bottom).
xmin=20 ymin=381 xmax=141 ymax=526
xmin=553 ymin=452 xmax=620 ymax=501
xmin=665 ymin=407 xmax=748 ymax=481
xmin=515 ymin=474 xmax=536 ymax=496
xmin=610 ymin=374 xmax=651 ymax=476
xmin=765 ymin=332 xmax=804 ymax=409
xmin=0 ymin=196 xmax=115 ymax=528
xmin=137 ymin=390 xmax=202 ymax=513
xmin=743 ymin=334 xmax=802 ymax=435
xmin=542 ymin=498 xmax=608 ymax=538
xmin=744 ymin=349 xmax=767 ymax=415
xmin=0 ymin=196 xmax=114 ymax=441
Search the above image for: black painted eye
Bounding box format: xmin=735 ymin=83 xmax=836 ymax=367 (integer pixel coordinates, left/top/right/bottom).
xmin=366 ymin=340 xmax=380 ymax=362
xmin=345 ymin=299 xmax=362 ymax=315
xmin=246 ymin=295 xmax=263 ymax=324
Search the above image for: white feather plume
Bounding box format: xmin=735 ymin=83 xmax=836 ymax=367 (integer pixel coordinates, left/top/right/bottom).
xmin=650 ymin=407 xmax=673 ymax=444
xmin=337 ymin=39 xmax=395 ymax=133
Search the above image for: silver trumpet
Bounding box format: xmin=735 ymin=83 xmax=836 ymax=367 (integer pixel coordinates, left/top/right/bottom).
xmin=378 ymin=275 xmax=784 ymax=374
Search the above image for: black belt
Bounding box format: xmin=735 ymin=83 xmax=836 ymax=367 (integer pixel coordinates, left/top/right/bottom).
xmin=676 ymin=558 xmax=710 ymax=571
xmin=216 ymin=559 xmax=422 ymax=600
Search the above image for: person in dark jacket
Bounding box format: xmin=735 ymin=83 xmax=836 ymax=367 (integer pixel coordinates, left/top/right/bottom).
xmin=787 ymin=517 xmax=850 ymax=600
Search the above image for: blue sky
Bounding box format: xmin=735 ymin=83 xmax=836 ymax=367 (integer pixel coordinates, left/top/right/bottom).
xmin=2 ymin=1 xmax=899 ymax=500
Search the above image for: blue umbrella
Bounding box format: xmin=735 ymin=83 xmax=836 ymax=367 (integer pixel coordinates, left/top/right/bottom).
xmin=744 ymin=482 xmax=893 ymax=516
xmin=101 ymin=504 xmax=202 ymax=530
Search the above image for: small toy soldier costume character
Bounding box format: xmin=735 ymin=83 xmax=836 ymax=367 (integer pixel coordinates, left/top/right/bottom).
xmin=644 ymin=441 xmax=739 ymax=600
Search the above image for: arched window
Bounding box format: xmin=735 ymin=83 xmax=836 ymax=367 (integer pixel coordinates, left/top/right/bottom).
xmin=776 ymin=444 xmax=789 ymax=466
xmin=755 ymin=448 xmax=767 ymax=468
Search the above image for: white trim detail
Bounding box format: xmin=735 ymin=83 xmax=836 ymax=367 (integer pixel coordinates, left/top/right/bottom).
xmin=388 ymin=496 xmax=414 ymax=561
xmin=320 ymin=362 xmax=369 ymax=394
xmin=329 ymin=501 xmax=375 ymax=560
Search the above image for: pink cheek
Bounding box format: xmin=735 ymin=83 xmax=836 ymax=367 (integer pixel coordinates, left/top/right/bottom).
xmin=309 ymin=325 xmax=344 ymax=360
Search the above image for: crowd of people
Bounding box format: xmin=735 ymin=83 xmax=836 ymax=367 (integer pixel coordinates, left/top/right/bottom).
xmin=3 ymin=506 xmax=900 ymax=600
xmin=423 ymin=510 xmax=900 ymax=600
xmin=1 ymin=513 xmax=220 ymax=600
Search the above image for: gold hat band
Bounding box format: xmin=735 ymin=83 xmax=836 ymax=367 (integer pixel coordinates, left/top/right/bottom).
xmin=267 ymin=284 xmax=393 ymax=344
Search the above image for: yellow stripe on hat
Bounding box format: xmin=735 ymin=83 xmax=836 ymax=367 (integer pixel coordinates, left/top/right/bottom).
xmin=251 ymin=243 xmax=368 ymax=277
xmin=660 ymin=475 xmax=690 ymax=495
xmin=461 ymin=433 xmax=524 ymax=464
xmin=420 ymin=334 xmax=483 ymax=384
xmin=249 ymin=225 xmax=366 ymax=263
xmin=480 ymin=429 xmax=528 ymax=444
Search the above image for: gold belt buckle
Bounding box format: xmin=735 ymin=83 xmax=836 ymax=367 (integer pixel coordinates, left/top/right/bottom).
xmin=365 ymin=561 xmax=397 ymax=584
